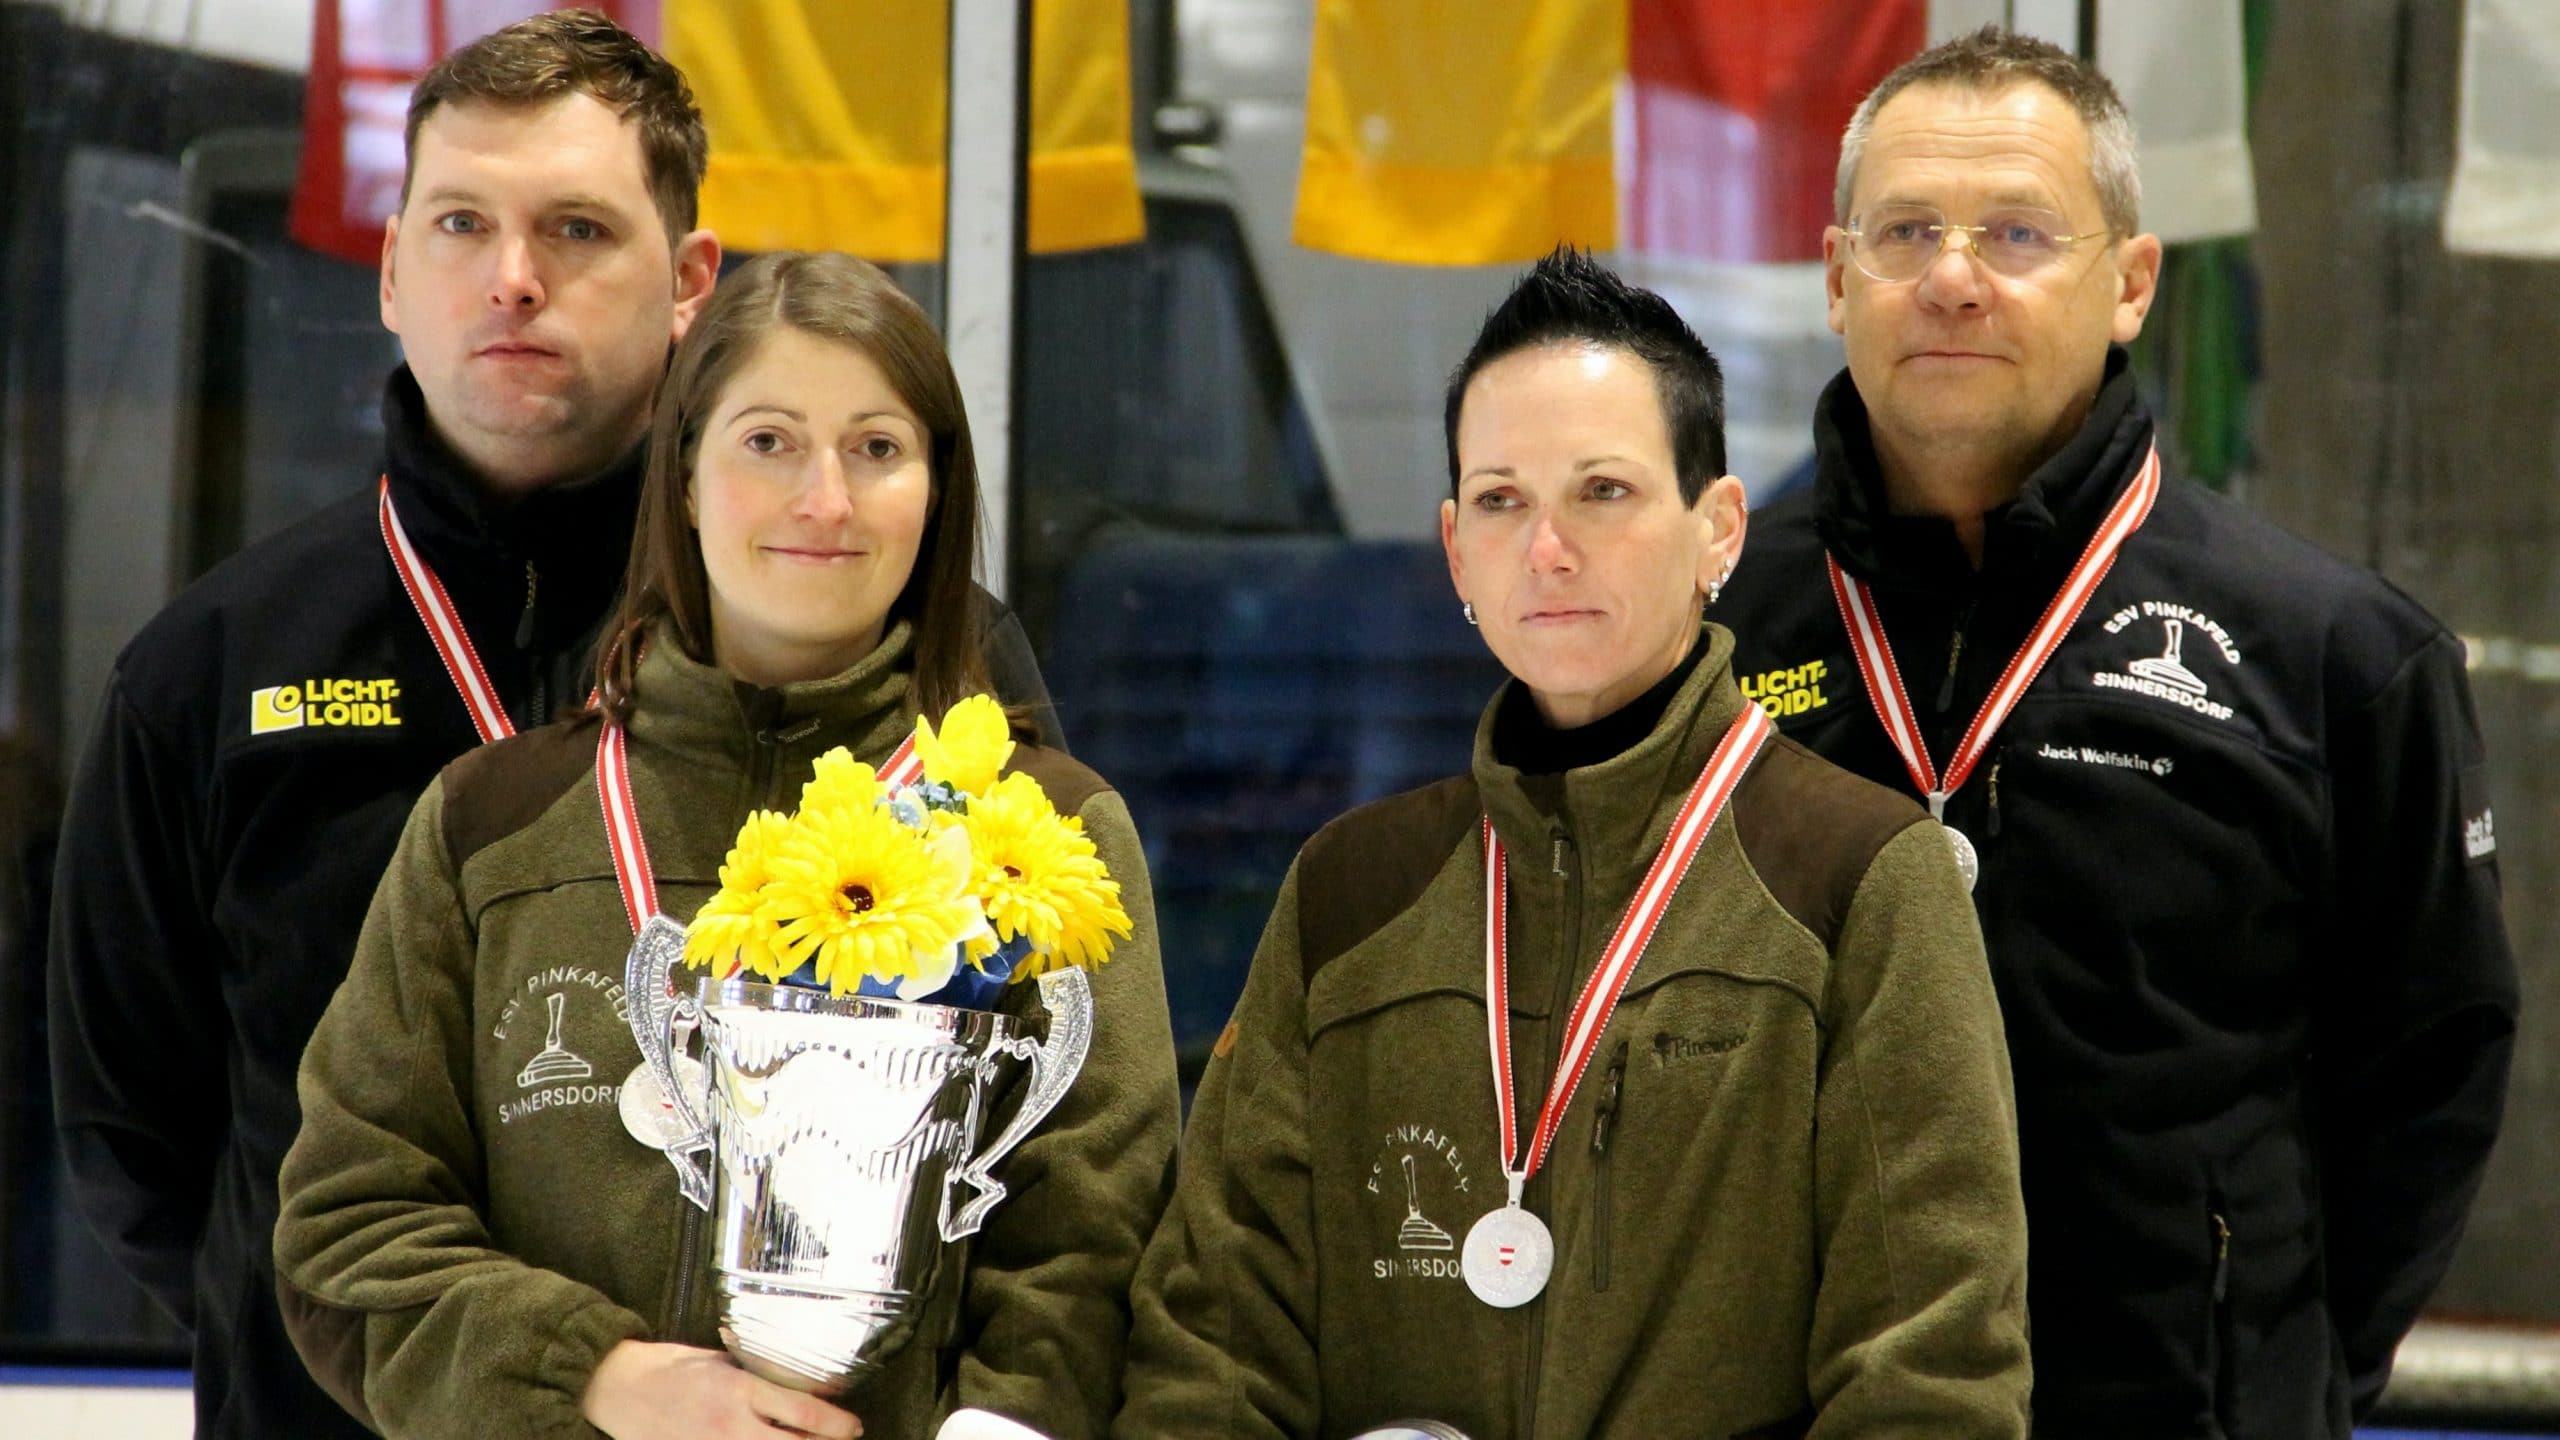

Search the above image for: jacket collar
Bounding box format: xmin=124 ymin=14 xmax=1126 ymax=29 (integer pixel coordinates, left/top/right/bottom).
xmin=623 ymin=616 xmax=919 ymax=771
xmin=1812 ymin=345 xmax=2157 ymax=593
xmin=378 ymin=365 xmax=645 ymax=648
xmin=1473 ymin=624 xmax=1751 ymax=894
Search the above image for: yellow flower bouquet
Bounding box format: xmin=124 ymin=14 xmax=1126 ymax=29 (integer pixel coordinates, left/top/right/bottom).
xmin=679 ymin=695 xmax=1132 ymax=1007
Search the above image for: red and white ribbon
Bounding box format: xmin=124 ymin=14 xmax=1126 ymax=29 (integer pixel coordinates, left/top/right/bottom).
xmin=379 ymin=477 xmax=514 ymax=745
xmin=1482 ymin=701 xmax=1771 ymax=1194
xmin=1826 ymin=445 xmax=2161 ymax=817
xmin=598 ymin=719 xmax=662 ymax=933
xmin=598 ymin=722 xmax=919 ymax=936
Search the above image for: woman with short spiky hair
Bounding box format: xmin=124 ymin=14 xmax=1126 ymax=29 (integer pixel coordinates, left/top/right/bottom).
xmin=1116 ymin=249 xmax=2030 ymax=1439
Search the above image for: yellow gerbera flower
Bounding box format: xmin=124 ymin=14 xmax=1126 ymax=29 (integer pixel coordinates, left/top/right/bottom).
xmin=761 ymin=797 xmax=987 ymax=995
xmin=912 ymin=694 xmax=1015 ymax=796
xmin=958 ymin=771 xmax=1132 ymax=975
xmin=797 ymin=746 xmax=885 ymax=818
xmin=683 ymin=809 xmax=799 ymax=981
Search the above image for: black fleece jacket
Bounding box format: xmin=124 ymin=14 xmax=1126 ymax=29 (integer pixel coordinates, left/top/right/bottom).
xmin=1717 ymin=349 xmax=2517 ymax=1439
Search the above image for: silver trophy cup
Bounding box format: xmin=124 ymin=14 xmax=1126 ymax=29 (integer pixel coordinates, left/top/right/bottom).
xmin=625 ymin=916 xmax=1092 ymax=1394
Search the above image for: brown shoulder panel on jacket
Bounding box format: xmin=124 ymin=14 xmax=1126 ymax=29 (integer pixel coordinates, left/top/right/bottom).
xmin=1729 ymin=734 xmax=1928 ymax=952
xmin=439 ymin=711 xmax=603 ymax=869
xmin=1004 ymin=743 xmax=1110 ymax=818
xmin=1296 ymin=775 xmax=1481 ymax=988
xmin=275 ymin=1273 xmax=379 ymax=1432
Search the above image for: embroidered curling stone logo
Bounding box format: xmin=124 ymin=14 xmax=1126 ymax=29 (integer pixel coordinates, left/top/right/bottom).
xmin=2094 ymin=602 xmax=2240 ymax=722
xmin=490 ymin=966 xmax=630 ymax=1125
xmin=1366 ymin=1122 xmax=1474 ymax=1281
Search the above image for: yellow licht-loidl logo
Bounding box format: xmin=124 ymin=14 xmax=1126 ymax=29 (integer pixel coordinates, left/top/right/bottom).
xmin=250 ymin=678 xmax=403 ymax=735
xmin=1742 ymin=659 xmax=1833 ymax=719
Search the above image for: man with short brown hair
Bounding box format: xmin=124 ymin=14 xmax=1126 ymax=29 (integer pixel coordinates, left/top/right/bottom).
xmin=49 ymin=15 xmax=715 ymax=1435
xmin=1719 ymin=26 xmax=2517 ymax=1438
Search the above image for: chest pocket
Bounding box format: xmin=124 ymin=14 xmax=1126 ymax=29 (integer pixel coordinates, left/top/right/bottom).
xmin=1302 ymin=894 xmax=1506 ymax=1197
xmin=1597 ymin=955 xmax=1826 ymax=1209
xmin=1994 ymin=694 xmax=2324 ymax=1020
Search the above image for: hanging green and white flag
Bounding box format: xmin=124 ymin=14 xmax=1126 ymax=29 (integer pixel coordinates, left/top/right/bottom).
xmin=2100 ymin=0 xmax=2257 ymax=242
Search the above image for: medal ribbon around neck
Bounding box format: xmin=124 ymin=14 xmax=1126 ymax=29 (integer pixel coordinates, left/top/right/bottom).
xmin=1480 ymin=701 xmax=1772 ymax=1204
xmin=379 ymin=478 xmax=515 ymax=745
xmin=597 ymin=720 xmax=919 ymax=935
xmin=1826 ymin=445 xmax=2161 ymax=828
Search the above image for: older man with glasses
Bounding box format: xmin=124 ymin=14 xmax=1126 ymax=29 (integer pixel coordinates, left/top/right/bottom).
xmin=1717 ymin=26 xmax=2517 ymax=1440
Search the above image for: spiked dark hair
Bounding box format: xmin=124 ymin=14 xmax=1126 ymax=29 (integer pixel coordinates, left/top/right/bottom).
xmin=1443 ymin=247 xmax=1727 ymax=504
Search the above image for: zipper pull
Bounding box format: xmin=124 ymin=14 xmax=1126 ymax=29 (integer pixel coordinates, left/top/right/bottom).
xmin=1934 ymin=625 xmax=1967 ymax=712
xmin=514 ymin=561 xmax=539 ymax=650
xmin=1551 ymin=829 xmax=1570 ymax=878
xmin=1985 ymin=750 xmax=2004 ymax=838
xmin=1592 ymin=1040 xmax=1627 ymax=1154
xmin=2210 ymin=1213 xmax=2231 ymax=1302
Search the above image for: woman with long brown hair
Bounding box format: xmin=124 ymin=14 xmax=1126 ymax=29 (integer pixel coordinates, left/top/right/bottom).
xmin=277 ymin=252 xmax=1179 ymax=1440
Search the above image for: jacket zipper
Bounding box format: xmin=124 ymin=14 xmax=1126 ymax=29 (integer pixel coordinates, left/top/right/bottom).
xmin=514 ymin=561 xmax=539 ymax=648
xmin=515 ymin=562 xmax=547 ymax=725
xmin=745 ymin=723 xmax=783 ymax=812
xmin=1932 ymin=614 xmax=1971 ymax=713
xmin=1589 ymin=1038 xmax=1626 ymax=1292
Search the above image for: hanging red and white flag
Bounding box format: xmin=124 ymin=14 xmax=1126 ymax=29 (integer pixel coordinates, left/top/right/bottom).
xmin=289 ymin=2 xmax=660 ymax=265
xmin=1623 ymin=0 xmax=1923 ymax=263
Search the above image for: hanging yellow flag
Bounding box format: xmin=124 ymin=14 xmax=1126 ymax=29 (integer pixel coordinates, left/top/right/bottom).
xmin=667 ymin=0 xmax=1144 ymax=260
xmin=1296 ymin=0 xmax=1623 ymax=265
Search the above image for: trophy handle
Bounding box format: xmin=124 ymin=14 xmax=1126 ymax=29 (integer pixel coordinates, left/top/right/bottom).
xmin=624 ymin=914 xmax=714 ymax=1210
xmin=940 ymin=966 xmax=1092 ymax=1242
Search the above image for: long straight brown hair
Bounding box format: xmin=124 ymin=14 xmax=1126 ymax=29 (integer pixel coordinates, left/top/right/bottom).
xmin=594 ymin=251 xmax=995 ymax=723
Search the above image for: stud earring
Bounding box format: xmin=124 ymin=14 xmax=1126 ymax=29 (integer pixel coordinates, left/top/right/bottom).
xmin=1707 ymin=581 xmax=1723 ymax=606
xmin=1462 ymin=601 xmax=1479 ymax=626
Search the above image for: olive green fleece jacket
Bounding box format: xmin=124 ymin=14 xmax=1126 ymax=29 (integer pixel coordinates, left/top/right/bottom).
xmin=1116 ymin=627 xmax=2030 ymax=1439
xmin=274 ymin=624 xmax=1181 ymax=1440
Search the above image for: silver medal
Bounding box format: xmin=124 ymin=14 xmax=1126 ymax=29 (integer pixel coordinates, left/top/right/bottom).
xmin=1461 ymin=1202 xmax=1554 ymax=1308
xmin=618 ymin=1054 xmax=706 ymax=1151
xmin=1941 ymin=822 xmax=1979 ymax=892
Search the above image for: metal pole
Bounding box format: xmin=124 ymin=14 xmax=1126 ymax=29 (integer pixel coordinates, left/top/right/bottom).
xmin=944 ymin=0 xmax=1030 ymax=601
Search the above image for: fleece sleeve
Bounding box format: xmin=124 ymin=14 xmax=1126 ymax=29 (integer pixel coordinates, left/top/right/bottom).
xmin=273 ymin=779 xmax=648 ymax=1440
xmin=1805 ymin=822 xmax=2034 ymax=1438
